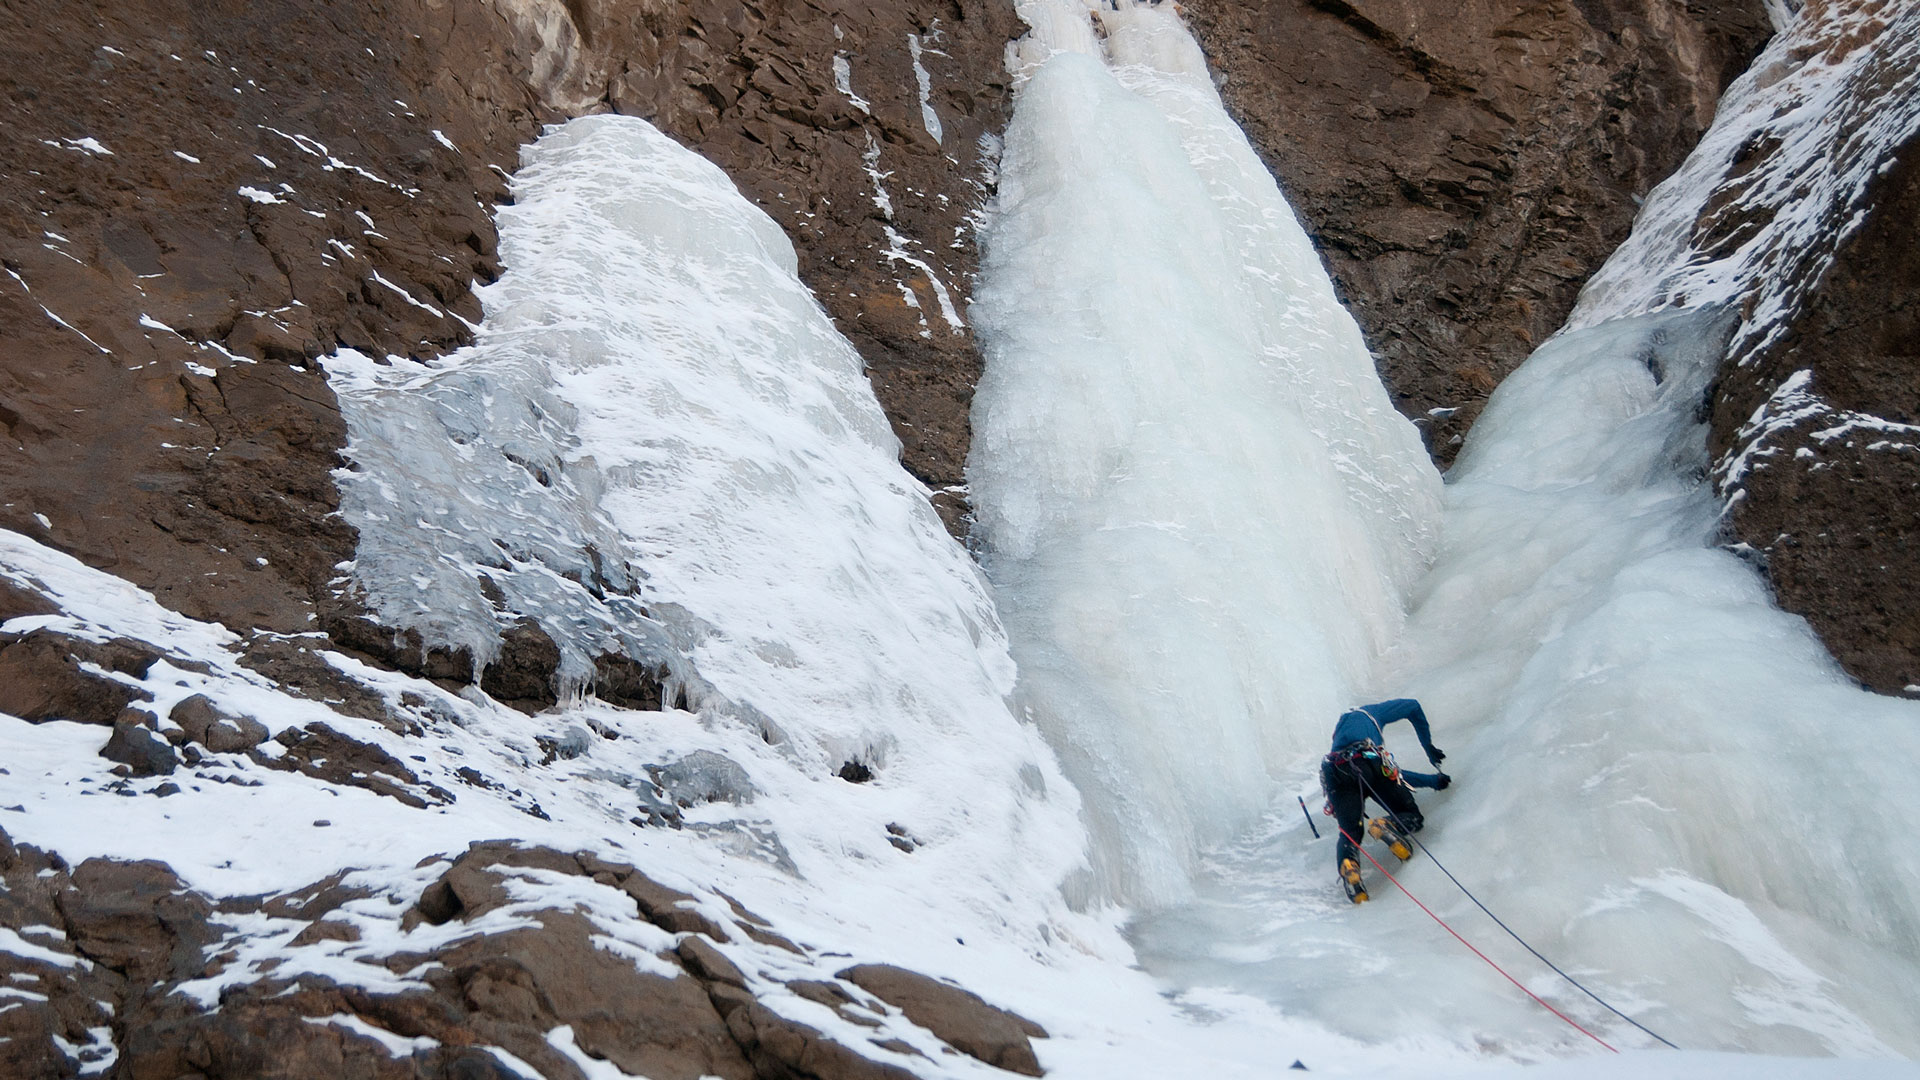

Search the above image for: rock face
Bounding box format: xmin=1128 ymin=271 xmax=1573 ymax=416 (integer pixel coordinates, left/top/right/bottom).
xmin=1715 ymin=138 xmax=1920 ymax=693
xmin=0 ymin=0 xmax=492 ymax=639
xmin=1701 ymin=14 xmax=1920 ymax=695
xmin=1181 ymin=0 xmax=1775 ymax=461
xmin=1544 ymin=0 xmax=1920 ymax=696
xmin=837 ymin=964 xmax=1048 ymax=1076
xmin=0 ymin=630 xmax=160 ymax=724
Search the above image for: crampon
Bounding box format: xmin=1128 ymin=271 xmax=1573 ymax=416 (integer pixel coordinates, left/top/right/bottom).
xmin=1339 ymin=857 xmax=1368 ymax=904
xmin=1368 ymin=816 xmax=1413 ymax=860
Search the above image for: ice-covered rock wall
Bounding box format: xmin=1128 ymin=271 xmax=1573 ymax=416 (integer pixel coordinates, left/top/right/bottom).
xmin=968 ymin=0 xmax=1442 ymax=904
xmin=1578 ymin=0 xmax=1920 ymax=695
xmin=330 ymin=114 xmax=1084 ymax=909
xmin=1401 ymin=7 xmax=1920 ymax=1051
xmin=1570 ymin=2 xmax=1920 ymax=350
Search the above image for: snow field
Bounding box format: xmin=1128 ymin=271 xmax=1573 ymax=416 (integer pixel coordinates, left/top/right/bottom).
xmin=2 ymin=513 xmax=1280 ymax=1080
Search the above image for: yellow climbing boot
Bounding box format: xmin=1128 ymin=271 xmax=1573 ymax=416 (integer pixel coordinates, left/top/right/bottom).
xmin=1369 ymin=817 xmax=1414 ymax=860
xmin=1340 ymin=858 xmax=1368 ymax=904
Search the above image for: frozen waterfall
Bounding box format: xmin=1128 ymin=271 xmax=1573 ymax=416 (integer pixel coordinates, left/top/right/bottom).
xmin=977 ymin=0 xmax=1920 ymax=1061
xmin=968 ymin=0 xmax=1443 ymax=906
xmin=322 ymin=2 xmax=1920 ymax=1065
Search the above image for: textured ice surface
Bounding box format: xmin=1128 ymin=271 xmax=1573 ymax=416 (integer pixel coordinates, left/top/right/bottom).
xmin=970 ymin=0 xmax=1442 ymax=905
xmin=332 ymin=116 xmax=1053 ymax=799
xmin=1137 ymin=309 xmax=1920 ymax=1057
xmin=324 ymin=112 xmax=1090 ymax=956
xmin=1133 ymin=10 xmax=1920 ymax=1055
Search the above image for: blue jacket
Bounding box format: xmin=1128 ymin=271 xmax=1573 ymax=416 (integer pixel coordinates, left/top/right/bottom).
xmin=1331 ymin=699 xmax=1444 ymax=788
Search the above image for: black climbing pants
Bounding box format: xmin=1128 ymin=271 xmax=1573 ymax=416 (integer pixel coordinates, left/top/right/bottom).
xmin=1320 ymin=749 xmax=1424 ymax=872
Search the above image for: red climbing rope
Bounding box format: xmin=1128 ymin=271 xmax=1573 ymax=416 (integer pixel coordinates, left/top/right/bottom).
xmin=1338 ymin=828 xmax=1618 ymax=1053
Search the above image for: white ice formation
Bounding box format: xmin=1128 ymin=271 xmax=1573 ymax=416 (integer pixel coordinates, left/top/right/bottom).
xmin=1115 ymin=1 xmax=1920 ymax=1060
xmin=327 ymin=113 xmax=1088 ymax=945
xmin=969 ymin=0 xmax=1443 ymax=906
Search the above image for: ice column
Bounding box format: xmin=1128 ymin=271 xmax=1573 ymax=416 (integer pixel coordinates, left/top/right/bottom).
xmin=969 ymin=0 xmax=1442 ymax=903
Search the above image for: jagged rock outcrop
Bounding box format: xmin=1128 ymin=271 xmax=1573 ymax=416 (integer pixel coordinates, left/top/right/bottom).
xmin=1713 ymin=133 xmax=1920 ymax=694
xmin=0 ymin=630 xmax=161 ymax=725
xmin=1182 ymin=0 xmax=1775 ymax=461
xmin=1535 ymin=0 xmax=1920 ymax=695
xmin=1691 ymin=3 xmax=1920 ymax=695
xmin=0 ymin=832 xmax=1048 ymax=1080
xmin=837 ymin=964 xmax=1048 ymax=1077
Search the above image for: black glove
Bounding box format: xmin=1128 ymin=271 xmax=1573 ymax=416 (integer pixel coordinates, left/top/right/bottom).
xmin=1429 ymin=747 xmax=1446 ymax=765
xmin=1435 ymin=772 xmax=1452 ymax=790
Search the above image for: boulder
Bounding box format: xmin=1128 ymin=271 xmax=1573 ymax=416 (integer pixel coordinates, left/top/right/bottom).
xmin=263 ymin=722 xmax=449 ymax=809
xmin=838 ymin=963 xmax=1048 ymax=1076
xmin=479 ymin=618 xmax=561 ymax=711
xmin=0 ymin=631 xmax=157 ymax=725
xmin=100 ymin=719 xmax=177 ymax=777
xmin=725 ymin=998 xmax=921 ymax=1080
xmin=56 ymin=859 xmax=217 ymax=985
xmin=167 ymin=694 xmax=268 ymax=753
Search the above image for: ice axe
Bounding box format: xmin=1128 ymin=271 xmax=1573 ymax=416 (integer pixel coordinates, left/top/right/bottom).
xmin=1297 ymin=795 xmax=1320 ymax=838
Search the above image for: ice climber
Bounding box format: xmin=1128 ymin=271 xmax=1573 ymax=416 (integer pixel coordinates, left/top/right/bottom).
xmin=1320 ymin=698 xmax=1450 ymax=903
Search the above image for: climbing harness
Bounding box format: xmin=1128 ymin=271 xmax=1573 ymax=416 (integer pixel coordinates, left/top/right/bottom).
xmin=1349 ymin=771 xmax=1682 ymax=1051
xmin=1323 ymin=739 xmax=1400 ymax=795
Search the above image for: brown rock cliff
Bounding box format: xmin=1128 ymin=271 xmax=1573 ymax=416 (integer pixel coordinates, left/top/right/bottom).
xmin=1710 ymin=130 xmax=1920 ymax=695
xmin=1182 ymin=0 xmax=1774 ymax=461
